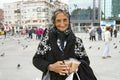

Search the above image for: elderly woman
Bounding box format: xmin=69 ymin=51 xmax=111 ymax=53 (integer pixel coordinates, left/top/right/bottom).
xmin=33 ymin=9 xmax=97 ymax=80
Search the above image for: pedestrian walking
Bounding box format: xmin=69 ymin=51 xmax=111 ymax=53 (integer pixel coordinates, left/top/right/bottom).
xmin=4 ymin=30 xmax=7 ymax=39
xmin=35 ymin=28 xmax=39 ymax=40
xmin=113 ymin=28 xmax=118 ymax=38
xmin=96 ymin=26 xmax=102 ymax=40
xmin=110 ymin=27 xmax=113 ymax=37
xmin=90 ymin=27 xmax=96 ymax=41
xmin=88 ymin=27 xmax=92 ymax=40
xmin=102 ymin=26 xmax=112 ymax=59
xmin=28 ymin=28 xmax=34 ymax=39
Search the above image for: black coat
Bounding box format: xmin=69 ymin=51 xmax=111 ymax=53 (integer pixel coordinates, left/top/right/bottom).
xmin=33 ymin=28 xmax=97 ymax=80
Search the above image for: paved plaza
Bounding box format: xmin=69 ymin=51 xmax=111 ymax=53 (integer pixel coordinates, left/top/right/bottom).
xmin=0 ymin=32 xmax=120 ymax=80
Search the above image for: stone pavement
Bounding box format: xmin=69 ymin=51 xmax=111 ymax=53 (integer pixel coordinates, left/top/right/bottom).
xmin=0 ymin=32 xmax=120 ymax=80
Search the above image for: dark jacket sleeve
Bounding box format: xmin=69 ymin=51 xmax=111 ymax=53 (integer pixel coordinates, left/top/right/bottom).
xmin=74 ymin=37 xmax=97 ymax=80
xmin=33 ymin=52 xmax=50 ymax=73
xmin=33 ymin=28 xmax=51 ymax=73
xmin=73 ymin=61 xmax=97 ymax=80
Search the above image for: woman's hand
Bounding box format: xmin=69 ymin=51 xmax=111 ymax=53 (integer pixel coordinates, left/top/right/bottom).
xmin=48 ymin=61 xmax=69 ymax=75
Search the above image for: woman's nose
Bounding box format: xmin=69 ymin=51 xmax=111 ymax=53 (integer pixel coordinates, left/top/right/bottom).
xmin=60 ymin=21 xmax=65 ymax=27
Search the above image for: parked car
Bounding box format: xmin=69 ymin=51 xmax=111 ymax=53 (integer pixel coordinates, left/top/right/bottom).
xmin=0 ymin=31 xmax=4 ymax=35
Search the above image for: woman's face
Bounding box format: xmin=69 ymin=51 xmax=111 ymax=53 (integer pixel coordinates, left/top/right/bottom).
xmin=55 ymin=12 xmax=69 ymax=32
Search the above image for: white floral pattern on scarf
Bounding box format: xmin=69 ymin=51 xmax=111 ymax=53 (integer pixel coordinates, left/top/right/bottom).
xmin=36 ymin=29 xmax=88 ymax=58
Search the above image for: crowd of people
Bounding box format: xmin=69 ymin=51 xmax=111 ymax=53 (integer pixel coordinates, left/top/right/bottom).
xmin=27 ymin=28 xmax=44 ymax=39
xmin=0 ymin=23 xmax=118 ymax=42
xmin=0 ymin=27 xmax=45 ymax=40
xmin=88 ymin=26 xmax=118 ymax=41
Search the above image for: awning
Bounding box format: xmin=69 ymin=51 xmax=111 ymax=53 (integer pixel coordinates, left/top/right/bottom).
xmin=3 ymin=23 xmax=12 ymax=30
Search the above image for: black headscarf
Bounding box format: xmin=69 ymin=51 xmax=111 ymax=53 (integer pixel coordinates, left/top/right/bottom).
xmin=51 ymin=9 xmax=75 ymax=52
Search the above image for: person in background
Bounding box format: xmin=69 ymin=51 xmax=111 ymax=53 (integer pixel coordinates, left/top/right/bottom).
xmin=32 ymin=9 xmax=97 ymax=80
xmin=90 ymin=27 xmax=96 ymax=41
xmin=110 ymin=27 xmax=113 ymax=37
xmin=88 ymin=27 xmax=92 ymax=40
xmin=37 ymin=28 xmax=44 ymax=39
xmin=102 ymin=26 xmax=112 ymax=59
xmin=96 ymin=26 xmax=102 ymax=40
xmin=35 ymin=28 xmax=39 ymax=40
xmin=4 ymin=30 xmax=7 ymax=39
xmin=113 ymin=28 xmax=118 ymax=38
xmin=28 ymin=28 xmax=34 ymax=39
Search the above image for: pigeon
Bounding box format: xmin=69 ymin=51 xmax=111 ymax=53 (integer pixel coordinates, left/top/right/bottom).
xmin=0 ymin=53 xmax=5 ymax=57
xmin=25 ymin=45 xmax=28 ymax=48
xmin=113 ymin=43 xmax=116 ymax=45
xmin=1 ymin=42 xmax=4 ymax=45
xmin=114 ymin=46 xmax=117 ymax=49
xmin=17 ymin=64 xmax=21 ymax=69
xmin=89 ymin=46 xmax=92 ymax=49
xmin=23 ymin=45 xmax=28 ymax=50
xmin=98 ymin=47 xmax=100 ymax=50
xmin=18 ymin=41 xmax=21 ymax=44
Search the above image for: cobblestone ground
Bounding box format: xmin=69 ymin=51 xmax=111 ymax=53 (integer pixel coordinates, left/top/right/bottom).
xmin=0 ymin=32 xmax=120 ymax=80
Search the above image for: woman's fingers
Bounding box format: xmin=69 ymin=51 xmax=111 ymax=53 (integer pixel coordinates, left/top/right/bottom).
xmin=59 ymin=70 xmax=69 ymax=75
xmin=50 ymin=61 xmax=70 ymax=74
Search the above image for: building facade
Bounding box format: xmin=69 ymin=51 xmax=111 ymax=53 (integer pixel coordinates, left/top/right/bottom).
xmin=0 ymin=9 xmax=4 ymax=31
xmin=69 ymin=0 xmax=101 ymax=32
xmin=101 ymin=0 xmax=112 ymax=20
xmin=0 ymin=9 xmax=4 ymax=23
xmin=101 ymin=0 xmax=120 ymax=31
xmin=112 ymin=0 xmax=120 ymax=20
xmin=3 ymin=0 xmax=68 ymax=32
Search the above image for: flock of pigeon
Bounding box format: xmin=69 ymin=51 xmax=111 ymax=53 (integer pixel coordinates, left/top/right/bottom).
xmin=0 ymin=34 xmax=120 ymax=69
xmin=88 ymin=42 xmax=118 ymax=50
xmin=0 ymin=35 xmax=35 ymax=69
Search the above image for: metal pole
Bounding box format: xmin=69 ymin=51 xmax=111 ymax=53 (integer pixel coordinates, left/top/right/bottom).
xmin=91 ymin=0 xmax=95 ymax=27
xmin=98 ymin=0 xmax=101 ymax=22
xmin=93 ymin=0 xmax=96 ymax=22
xmin=104 ymin=0 xmax=106 ymax=20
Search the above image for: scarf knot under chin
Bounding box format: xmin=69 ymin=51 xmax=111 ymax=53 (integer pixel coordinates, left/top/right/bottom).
xmin=52 ymin=27 xmax=75 ymax=52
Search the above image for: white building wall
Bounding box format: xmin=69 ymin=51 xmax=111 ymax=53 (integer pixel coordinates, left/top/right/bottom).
xmin=3 ymin=0 xmax=68 ymax=30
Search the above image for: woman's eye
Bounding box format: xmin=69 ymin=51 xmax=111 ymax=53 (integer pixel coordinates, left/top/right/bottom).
xmin=56 ymin=20 xmax=61 ymax=23
xmin=63 ymin=19 xmax=68 ymax=22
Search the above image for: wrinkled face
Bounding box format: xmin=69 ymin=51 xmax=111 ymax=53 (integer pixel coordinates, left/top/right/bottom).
xmin=54 ymin=12 xmax=69 ymax=32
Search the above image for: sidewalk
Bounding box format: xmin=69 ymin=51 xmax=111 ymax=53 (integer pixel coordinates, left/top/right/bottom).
xmin=0 ymin=33 xmax=120 ymax=80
